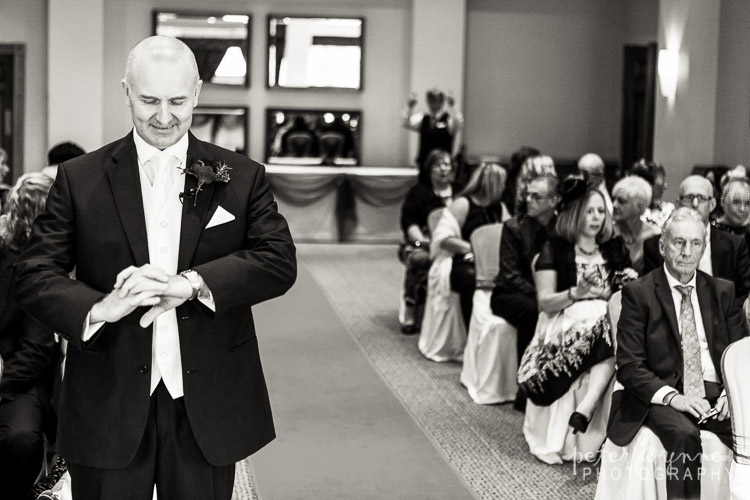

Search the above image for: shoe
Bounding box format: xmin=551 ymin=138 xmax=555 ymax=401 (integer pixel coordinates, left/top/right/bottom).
xmin=401 ymin=324 xmax=418 ymax=335
xmin=568 ymin=411 xmax=590 ymax=434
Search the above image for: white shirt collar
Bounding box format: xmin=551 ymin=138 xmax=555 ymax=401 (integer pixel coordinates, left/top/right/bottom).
xmin=132 ymin=128 xmax=189 ymax=165
xmin=663 ymin=263 xmax=698 ymax=291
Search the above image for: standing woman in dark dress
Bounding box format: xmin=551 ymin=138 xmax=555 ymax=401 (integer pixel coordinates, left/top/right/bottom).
xmin=0 ymin=172 xmax=57 ymax=500
xmin=438 ymin=161 xmax=510 ymax=326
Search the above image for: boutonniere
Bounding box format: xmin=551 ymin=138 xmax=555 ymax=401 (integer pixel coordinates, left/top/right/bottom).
xmin=179 ymin=159 xmax=232 ymax=206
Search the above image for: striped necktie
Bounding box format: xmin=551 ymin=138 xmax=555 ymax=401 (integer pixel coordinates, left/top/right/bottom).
xmin=675 ymin=285 xmax=706 ymax=399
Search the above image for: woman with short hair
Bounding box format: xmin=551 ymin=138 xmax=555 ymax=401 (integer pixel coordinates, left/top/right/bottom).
xmin=612 ymin=175 xmax=661 ymax=274
xmin=712 ymin=166 xmax=750 ymax=248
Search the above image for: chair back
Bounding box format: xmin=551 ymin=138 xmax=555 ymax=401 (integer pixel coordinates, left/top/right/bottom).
xmin=722 ymin=337 xmax=750 ymax=465
xmin=427 ymin=207 xmax=444 ymax=236
xmin=470 ymin=223 xmax=503 ymax=290
xmin=287 ymin=132 xmax=313 ymax=157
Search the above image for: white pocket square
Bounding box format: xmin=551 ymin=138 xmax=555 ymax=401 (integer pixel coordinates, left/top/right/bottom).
xmin=206 ymin=205 xmax=235 ymax=229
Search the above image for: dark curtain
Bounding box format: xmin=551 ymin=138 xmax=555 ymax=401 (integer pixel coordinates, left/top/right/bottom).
xmin=181 ymin=38 xmax=238 ymax=82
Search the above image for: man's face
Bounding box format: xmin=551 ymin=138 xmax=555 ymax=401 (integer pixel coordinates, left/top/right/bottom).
xmin=525 ymin=178 xmax=557 ymax=219
xmin=123 ymin=56 xmax=201 ymax=149
xmin=677 ymin=178 xmax=715 ymax=224
xmin=659 ymin=219 xmax=706 ymax=279
xmin=612 ymin=192 xmax=639 ymax=221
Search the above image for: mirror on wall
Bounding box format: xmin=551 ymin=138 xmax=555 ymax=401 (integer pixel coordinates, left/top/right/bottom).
xmin=267 ymin=16 xmax=363 ymax=90
xmin=191 ymin=106 xmax=249 ymax=155
xmin=265 ymin=108 xmax=361 ymax=165
xmin=154 ymin=10 xmax=251 ymax=87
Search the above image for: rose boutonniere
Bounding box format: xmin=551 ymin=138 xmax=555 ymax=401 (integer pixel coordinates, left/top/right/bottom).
xmin=179 ymin=159 xmax=231 ymax=206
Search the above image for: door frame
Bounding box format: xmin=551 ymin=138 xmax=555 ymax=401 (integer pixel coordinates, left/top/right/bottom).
xmin=0 ymin=44 xmax=25 ymax=179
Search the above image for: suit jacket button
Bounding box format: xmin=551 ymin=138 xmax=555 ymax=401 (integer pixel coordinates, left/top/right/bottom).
xmin=140 ymin=365 xmax=149 ymax=374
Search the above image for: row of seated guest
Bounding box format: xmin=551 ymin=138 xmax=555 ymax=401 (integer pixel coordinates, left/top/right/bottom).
xmin=398 ymin=150 xmax=458 ymax=334
xmin=0 ymin=173 xmax=57 ymax=500
xmin=643 ymin=174 xmax=750 ymax=301
xmin=517 ymin=175 xmax=637 ymax=463
xmin=438 ymin=162 xmax=510 ymax=327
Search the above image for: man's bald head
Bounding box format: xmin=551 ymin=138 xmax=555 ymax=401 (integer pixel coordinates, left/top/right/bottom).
xmin=577 ymin=153 xmax=604 ymax=175
xmin=121 ymin=36 xmax=203 ymax=149
xmin=123 ymin=36 xmax=199 ymax=90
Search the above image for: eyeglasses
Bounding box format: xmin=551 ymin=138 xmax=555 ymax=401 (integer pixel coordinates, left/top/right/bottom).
xmin=525 ymin=192 xmax=552 ymax=202
xmin=679 ymin=194 xmax=713 ymax=205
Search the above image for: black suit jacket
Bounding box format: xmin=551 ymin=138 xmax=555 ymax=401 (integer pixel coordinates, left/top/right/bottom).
xmin=14 ymin=132 xmax=297 ymax=468
xmin=607 ymin=267 xmax=746 ymax=446
xmin=0 ymin=247 xmax=57 ymax=402
xmin=642 ymin=228 xmax=750 ymax=300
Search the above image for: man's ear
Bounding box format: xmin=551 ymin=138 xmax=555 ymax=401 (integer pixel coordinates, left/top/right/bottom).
xmin=121 ymin=79 xmax=131 ymax=107
xmin=193 ymin=79 xmax=203 ymax=106
xmin=658 ymin=235 xmax=666 ymax=258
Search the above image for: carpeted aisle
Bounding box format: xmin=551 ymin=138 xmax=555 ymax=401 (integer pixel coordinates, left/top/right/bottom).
xmin=250 ymin=264 xmax=477 ymax=500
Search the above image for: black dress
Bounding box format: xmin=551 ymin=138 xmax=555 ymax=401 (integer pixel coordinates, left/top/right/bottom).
xmin=517 ymin=236 xmax=631 ymax=406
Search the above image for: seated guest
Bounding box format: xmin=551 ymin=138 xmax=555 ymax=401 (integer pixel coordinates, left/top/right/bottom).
xmin=612 ymin=175 xmax=660 ymax=274
xmin=491 ymin=173 xmax=559 ymax=364
xmin=609 ymin=207 xmax=745 ymax=500
xmin=711 ymin=166 xmax=750 ymax=248
xmin=517 ymin=175 xmax=635 ymax=462
xmin=399 ymin=149 xmax=457 ymax=334
xmin=0 ymin=173 xmax=57 ymax=500
xmin=630 ymin=159 xmax=674 ymax=227
xmin=577 ymin=152 xmax=613 ymax=214
xmin=514 ymin=154 xmax=556 ymax=215
xmin=503 ymin=146 xmax=540 ymax=216
xmin=42 ymin=141 xmax=86 ymax=179
xmin=438 ymin=161 xmax=510 ymax=326
xmin=643 ymin=175 xmax=750 ymax=300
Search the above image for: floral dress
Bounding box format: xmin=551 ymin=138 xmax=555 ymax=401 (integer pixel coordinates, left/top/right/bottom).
xmin=517 ymin=254 xmax=615 ymax=406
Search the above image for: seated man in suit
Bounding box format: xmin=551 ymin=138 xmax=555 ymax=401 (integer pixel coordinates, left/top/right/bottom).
xmin=643 ymin=175 xmax=750 ymax=301
xmin=609 ymin=207 xmax=746 ymax=499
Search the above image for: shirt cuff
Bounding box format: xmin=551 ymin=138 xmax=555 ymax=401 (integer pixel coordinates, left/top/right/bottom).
xmin=652 ymin=386 xmax=678 ymax=405
xmin=196 ymin=277 xmax=216 ymax=312
xmin=82 ymin=310 xmax=106 ymax=342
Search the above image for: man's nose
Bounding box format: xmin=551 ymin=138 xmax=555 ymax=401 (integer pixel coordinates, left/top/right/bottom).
xmin=690 ymin=197 xmax=700 ymax=208
xmin=156 ymin=103 xmax=171 ymax=124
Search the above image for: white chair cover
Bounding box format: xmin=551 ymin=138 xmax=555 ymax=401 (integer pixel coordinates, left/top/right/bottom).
xmin=595 ymin=292 xmax=732 ymax=499
xmin=51 ymin=472 xmax=159 ymax=500
xmin=722 ymin=336 xmax=750 ymax=500
xmin=460 ymin=223 xmax=517 ymax=404
xmin=418 ymin=208 xmax=466 ymax=362
xmin=523 ymin=369 xmax=612 ymax=464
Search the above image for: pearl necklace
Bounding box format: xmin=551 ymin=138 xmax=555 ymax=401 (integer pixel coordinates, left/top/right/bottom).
xmin=576 ymin=245 xmax=599 ymax=257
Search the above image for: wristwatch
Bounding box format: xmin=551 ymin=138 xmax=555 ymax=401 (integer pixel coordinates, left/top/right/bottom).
xmin=179 ymin=269 xmax=201 ymax=301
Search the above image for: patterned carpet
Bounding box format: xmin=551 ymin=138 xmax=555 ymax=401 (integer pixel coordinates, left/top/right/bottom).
xmin=295 ymin=243 xmax=600 ymax=500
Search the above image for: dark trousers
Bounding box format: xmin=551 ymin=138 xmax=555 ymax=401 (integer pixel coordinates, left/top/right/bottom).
xmin=450 ymin=260 xmax=475 ymax=327
xmin=68 ymin=382 xmax=235 ymax=500
xmin=489 ymin=291 xmax=538 ymax=362
xmin=643 ymin=381 xmax=732 ymax=500
xmin=0 ymin=392 xmax=48 ymax=500
xmin=400 ymin=245 xmax=431 ymax=306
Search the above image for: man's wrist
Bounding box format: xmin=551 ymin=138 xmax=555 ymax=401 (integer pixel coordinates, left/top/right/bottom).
xmin=664 ymin=390 xmax=679 ymax=407
xmin=178 ymin=270 xmax=201 ymax=300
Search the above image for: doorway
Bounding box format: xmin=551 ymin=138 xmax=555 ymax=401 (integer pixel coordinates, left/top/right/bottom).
xmin=621 ymin=43 xmax=657 ymax=176
xmin=0 ymin=44 xmax=25 ymax=182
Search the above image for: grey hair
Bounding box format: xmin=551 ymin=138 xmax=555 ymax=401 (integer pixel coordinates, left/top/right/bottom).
xmin=613 ymin=175 xmax=652 ymax=212
xmin=661 ymin=206 xmax=706 ymax=241
xmin=123 ymin=36 xmax=200 ymax=88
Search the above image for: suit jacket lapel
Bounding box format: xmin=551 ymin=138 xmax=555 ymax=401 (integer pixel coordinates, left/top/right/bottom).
xmin=178 ymin=133 xmax=218 ymax=271
xmin=107 ymin=133 xmax=150 ymax=267
xmin=696 ymin=273 xmax=716 ymax=358
xmin=655 ymin=267 xmax=683 ymax=348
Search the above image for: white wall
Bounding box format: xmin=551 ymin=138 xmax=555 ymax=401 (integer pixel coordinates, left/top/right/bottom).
xmin=653 ymin=0 xmax=721 ymax=202
xmin=464 ymin=0 xmax=658 ymax=161
xmin=713 ymin=0 xmax=750 ymax=168
xmin=48 ymin=0 xmax=105 ymax=152
xmin=0 ymin=0 xmax=47 ymax=174
xmin=102 ymin=0 xmax=411 ymax=167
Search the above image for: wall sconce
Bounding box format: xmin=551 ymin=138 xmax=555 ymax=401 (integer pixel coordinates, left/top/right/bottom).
xmin=658 ymin=48 xmax=679 ymax=99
